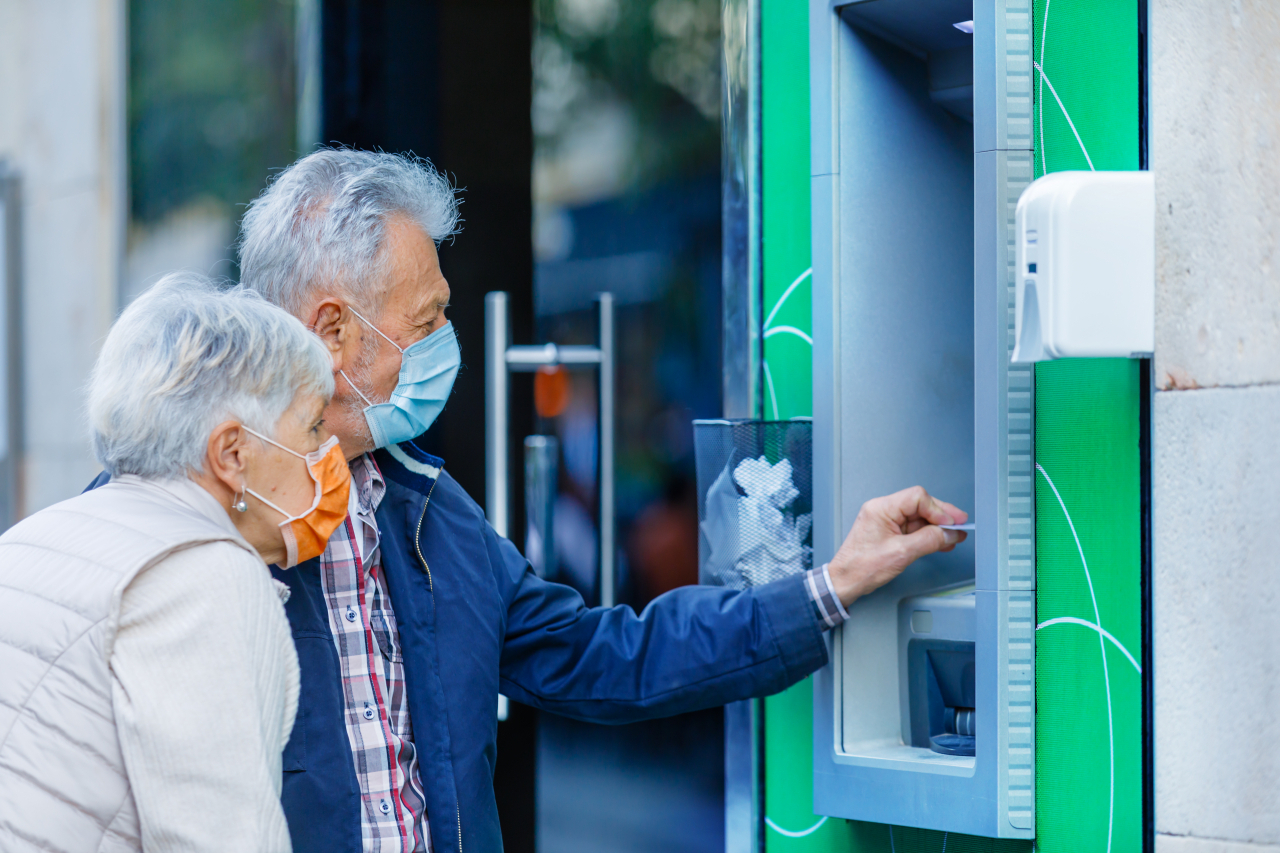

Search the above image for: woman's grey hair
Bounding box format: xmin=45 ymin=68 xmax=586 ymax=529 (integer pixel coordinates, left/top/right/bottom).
xmin=238 ymin=148 xmax=460 ymax=316
xmin=89 ymin=272 xmax=335 ymax=479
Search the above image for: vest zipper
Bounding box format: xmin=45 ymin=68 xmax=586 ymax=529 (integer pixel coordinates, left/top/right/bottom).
xmin=411 ymin=472 xmax=459 ymax=851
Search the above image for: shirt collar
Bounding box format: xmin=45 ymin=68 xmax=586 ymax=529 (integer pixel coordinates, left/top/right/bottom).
xmin=349 ymin=452 xmax=386 ymax=516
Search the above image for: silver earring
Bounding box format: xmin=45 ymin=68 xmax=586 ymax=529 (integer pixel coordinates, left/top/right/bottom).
xmin=233 ymin=491 xmax=248 ymax=513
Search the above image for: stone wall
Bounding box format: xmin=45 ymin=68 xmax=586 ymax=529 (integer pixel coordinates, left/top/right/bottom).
xmin=1153 ymin=0 xmax=1280 ymax=849
xmin=0 ymin=0 xmax=124 ymax=513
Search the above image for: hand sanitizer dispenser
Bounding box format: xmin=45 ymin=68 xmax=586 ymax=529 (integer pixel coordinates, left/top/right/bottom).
xmin=810 ymin=0 xmax=1035 ymax=839
xmin=1012 ymin=171 xmax=1154 ymax=362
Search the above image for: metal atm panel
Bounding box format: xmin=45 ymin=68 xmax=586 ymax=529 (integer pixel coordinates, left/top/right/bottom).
xmin=811 ymin=0 xmax=1034 ymax=838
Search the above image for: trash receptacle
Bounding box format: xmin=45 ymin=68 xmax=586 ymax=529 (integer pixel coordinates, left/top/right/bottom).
xmin=693 ymin=419 xmax=813 ymax=589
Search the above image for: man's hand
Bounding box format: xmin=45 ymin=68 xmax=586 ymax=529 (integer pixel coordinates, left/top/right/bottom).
xmin=826 ymin=486 xmax=968 ymax=608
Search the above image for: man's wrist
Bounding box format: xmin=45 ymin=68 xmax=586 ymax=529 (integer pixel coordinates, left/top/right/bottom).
xmin=826 ymin=554 xmax=860 ymax=608
xmin=805 ymin=563 xmax=850 ymax=630
xmin=822 ymin=562 xmax=851 ymax=621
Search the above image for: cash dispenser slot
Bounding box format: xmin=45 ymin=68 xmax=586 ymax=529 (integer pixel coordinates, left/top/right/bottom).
xmin=900 ymin=590 xmax=977 ymax=757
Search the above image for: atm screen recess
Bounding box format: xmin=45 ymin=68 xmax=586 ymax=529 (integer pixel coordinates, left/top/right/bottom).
xmin=810 ymin=0 xmax=1035 ymax=839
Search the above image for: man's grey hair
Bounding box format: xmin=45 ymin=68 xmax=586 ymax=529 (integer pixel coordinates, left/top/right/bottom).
xmin=238 ymin=148 xmax=461 ymax=316
xmin=89 ymin=272 xmax=335 ymax=479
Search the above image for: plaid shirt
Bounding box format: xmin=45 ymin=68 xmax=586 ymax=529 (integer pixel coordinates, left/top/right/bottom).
xmin=807 ymin=562 xmax=849 ymax=629
xmin=321 ymin=453 xmax=430 ymax=852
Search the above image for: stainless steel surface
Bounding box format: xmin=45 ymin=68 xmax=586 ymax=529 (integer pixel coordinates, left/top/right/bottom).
xmin=724 ymin=698 xmax=762 ymax=853
xmin=721 ymin=0 xmax=762 ymax=421
xmin=808 ymin=0 xmax=1035 ymax=836
xmin=524 ymin=436 xmax=559 ymax=579
xmin=0 ymin=164 xmax=22 ymax=530
xmin=485 ymin=291 xmax=510 ymax=537
xmin=485 ymin=290 xmax=616 ymax=606
xmin=507 ymin=343 xmax=603 ymax=369
xmin=596 ymin=293 xmax=616 ymax=608
xmin=721 ymin=0 xmax=764 ymax=845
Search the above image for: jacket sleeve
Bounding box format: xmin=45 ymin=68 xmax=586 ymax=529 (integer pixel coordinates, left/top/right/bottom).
xmin=490 ymin=523 xmax=829 ymax=724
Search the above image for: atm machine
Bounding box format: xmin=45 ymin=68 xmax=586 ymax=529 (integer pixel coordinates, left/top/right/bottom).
xmin=809 ymin=0 xmax=1036 ymax=837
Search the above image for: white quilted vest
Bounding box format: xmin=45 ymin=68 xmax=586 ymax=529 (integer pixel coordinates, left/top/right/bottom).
xmin=0 ymin=480 xmax=254 ymax=852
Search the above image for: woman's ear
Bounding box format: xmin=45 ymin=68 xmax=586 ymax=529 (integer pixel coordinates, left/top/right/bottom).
xmin=309 ymin=298 xmax=354 ymax=374
xmin=204 ymin=420 xmax=248 ymax=495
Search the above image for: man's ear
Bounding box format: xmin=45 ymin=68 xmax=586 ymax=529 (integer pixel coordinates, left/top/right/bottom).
xmin=309 ymin=297 xmax=354 ymax=373
xmin=204 ymin=420 xmax=249 ymax=495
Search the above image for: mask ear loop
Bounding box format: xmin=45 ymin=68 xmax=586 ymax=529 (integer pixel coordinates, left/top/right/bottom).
xmin=347 ymin=306 xmax=406 ymax=354
xmin=239 ymin=426 xmax=336 ymax=524
xmin=341 ymin=307 xmax=404 ymax=409
xmin=341 ymin=369 xmax=377 ymax=408
xmin=238 ymin=426 xmax=310 ymax=522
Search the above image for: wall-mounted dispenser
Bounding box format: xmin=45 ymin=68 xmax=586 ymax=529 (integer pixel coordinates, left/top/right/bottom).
xmin=1011 ymin=171 xmax=1155 ymax=363
xmin=810 ymin=0 xmax=1034 ymax=839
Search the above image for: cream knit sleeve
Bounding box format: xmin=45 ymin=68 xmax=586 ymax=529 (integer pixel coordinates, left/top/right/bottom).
xmin=111 ymin=540 xmax=300 ymax=853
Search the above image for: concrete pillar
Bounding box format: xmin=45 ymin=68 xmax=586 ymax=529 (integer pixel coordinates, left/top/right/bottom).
xmin=1152 ymin=0 xmax=1280 ymax=849
xmin=0 ymin=0 xmax=125 ymax=514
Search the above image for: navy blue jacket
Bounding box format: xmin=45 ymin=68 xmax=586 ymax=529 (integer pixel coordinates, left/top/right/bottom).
xmin=91 ymin=440 xmax=829 ymax=852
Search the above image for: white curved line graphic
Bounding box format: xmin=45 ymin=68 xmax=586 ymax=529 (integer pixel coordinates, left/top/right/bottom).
xmin=763 ymin=325 xmax=813 ymax=346
xmin=1037 ymin=616 xmax=1142 ymax=673
xmin=1037 ymin=462 xmax=1114 ymax=853
xmin=764 ymin=267 xmax=813 ymax=330
xmin=1033 ymin=61 xmax=1095 ymax=171
xmin=763 ymin=359 xmax=780 ymax=420
xmin=765 ymin=815 xmax=828 ymax=838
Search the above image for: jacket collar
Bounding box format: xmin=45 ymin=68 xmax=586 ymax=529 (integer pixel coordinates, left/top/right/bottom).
xmin=373 ymin=440 xmax=445 ymax=496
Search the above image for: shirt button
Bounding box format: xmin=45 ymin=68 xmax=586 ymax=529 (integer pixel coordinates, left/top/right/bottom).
xmin=363 ymin=703 xmax=376 ymax=720
xmin=346 ymin=608 xmax=357 ymax=622
xmin=379 ymin=799 xmax=391 ymax=815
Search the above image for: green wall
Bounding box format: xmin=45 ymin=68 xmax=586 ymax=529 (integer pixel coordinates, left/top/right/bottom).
xmin=757 ymin=2 xmax=1144 ymax=851
xmin=757 ymin=4 xmax=833 ymax=845
xmin=759 ymin=0 xmax=812 ymax=424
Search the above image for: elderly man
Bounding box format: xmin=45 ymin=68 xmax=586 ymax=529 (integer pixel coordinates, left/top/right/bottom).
xmin=236 ymin=149 xmax=967 ymax=853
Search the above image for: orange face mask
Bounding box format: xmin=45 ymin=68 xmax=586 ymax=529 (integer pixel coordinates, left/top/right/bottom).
xmin=243 ymin=430 xmax=352 ymax=567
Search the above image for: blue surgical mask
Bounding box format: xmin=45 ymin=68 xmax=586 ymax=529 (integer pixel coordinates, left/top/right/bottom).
xmin=342 ymin=308 xmax=461 ymax=449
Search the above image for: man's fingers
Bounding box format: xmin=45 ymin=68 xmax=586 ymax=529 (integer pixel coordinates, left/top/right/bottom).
xmin=879 ymin=486 xmax=935 ymax=523
xmin=881 ymin=486 xmax=967 ymax=527
xmin=899 ymin=525 xmax=965 ymax=563
xmin=931 ymin=497 xmax=967 ymax=525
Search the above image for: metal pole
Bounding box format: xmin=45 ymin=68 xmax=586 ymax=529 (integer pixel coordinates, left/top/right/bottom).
xmin=524 ymin=435 xmax=558 ymax=579
xmin=596 ymin=293 xmax=615 ymax=607
xmin=485 ymin=292 xmax=509 ymax=537
xmin=0 ymin=165 xmax=22 ymax=529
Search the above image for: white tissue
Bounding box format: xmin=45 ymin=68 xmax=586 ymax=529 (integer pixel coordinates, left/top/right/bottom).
xmin=701 ymin=454 xmax=812 ymax=587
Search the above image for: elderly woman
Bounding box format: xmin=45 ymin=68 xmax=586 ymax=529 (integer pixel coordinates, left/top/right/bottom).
xmin=0 ymin=272 xmax=350 ymax=852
